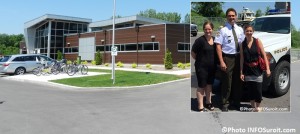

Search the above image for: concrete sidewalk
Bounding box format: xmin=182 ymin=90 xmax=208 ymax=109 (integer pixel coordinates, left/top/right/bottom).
xmin=88 ymin=64 xmax=190 ymax=76
xmin=2 ymin=72 xmax=106 ymax=83
xmin=1 ymin=64 xmax=190 ymax=86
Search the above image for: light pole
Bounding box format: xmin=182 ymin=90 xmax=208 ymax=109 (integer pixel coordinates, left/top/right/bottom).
xmin=135 ymin=25 xmax=139 ymax=67
xmin=111 ymin=0 xmax=116 ymax=84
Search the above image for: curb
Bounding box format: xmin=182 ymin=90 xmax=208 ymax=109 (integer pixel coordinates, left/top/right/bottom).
xmin=2 ymin=74 xmax=190 ymax=92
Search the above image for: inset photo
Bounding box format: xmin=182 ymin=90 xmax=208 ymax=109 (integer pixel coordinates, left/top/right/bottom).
xmin=191 ymin=1 xmax=291 ymax=112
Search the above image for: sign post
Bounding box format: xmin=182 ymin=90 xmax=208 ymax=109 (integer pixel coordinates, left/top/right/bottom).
xmin=111 ymin=0 xmax=116 ymax=84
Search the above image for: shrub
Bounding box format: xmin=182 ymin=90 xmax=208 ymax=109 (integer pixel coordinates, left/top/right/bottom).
xmin=56 ymin=50 xmax=63 ymax=61
xmin=95 ymin=50 xmax=102 ymax=65
xmin=105 ymin=63 xmax=109 ymax=66
xmin=177 ymin=62 xmax=186 ymax=69
xmin=82 ymin=60 xmax=88 ymax=65
xmin=132 ymin=63 xmax=137 ymax=68
xmin=146 ymin=63 xmax=152 ymax=69
xmin=164 ymin=49 xmax=173 ymax=69
xmin=185 ymin=63 xmax=191 ymax=67
xmin=116 ymin=61 xmax=124 ymax=67
xmin=76 ymin=57 xmax=81 ymax=64
xmin=91 ymin=60 xmax=96 ymax=65
xmin=67 ymin=60 xmax=72 ymax=65
xmin=177 ymin=62 xmax=183 ymax=68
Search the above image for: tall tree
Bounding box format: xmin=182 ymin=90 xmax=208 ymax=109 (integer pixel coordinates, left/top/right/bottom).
xmin=265 ymin=6 xmax=271 ymax=15
xmin=183 ymin=13 xmax=190 ymax=23
xmin=138 ymin=9 xmax=181 ymax=23
xmin=255 ymin=9 xmax=263 ymax=17
xmin=0 ymin=34 xmax=24 ymax=55
xmin=191 ymin=2 xmax=224 ymax=17
xmin=292 ymin=24 xmax=300 ymax=48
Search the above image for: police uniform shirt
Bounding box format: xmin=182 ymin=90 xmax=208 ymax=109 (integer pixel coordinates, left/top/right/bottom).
xmin=214 ymin=22 xmax=245 ymax=54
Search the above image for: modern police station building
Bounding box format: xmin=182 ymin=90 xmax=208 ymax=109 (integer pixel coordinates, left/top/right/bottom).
xmin=24 ymin=14 xmax=190 ymax=64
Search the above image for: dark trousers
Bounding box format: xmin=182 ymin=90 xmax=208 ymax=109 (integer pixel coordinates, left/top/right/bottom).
xmin=221 ymin=54 xmax=243 ymax=106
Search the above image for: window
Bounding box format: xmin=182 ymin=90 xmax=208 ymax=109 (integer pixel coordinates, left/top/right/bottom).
xmin=96 ymin=46 xmax=104 ymax=51
xmin=56 ymin=22 xmax=63 ymax=29
xmin=154 ymin=43 xmax=159 ymax=50
xmin=143 ymin=43 xmax=154 ymax=50
xmin=24 ymin=56 xmax=35 ymax=61
xmin=103 ymin=42 xmax=160 ymax=52
xmin=12 ymin=56 xmax=24 ymax=62
xmin=178 ymin=43 xmax=190 ymax=52
xmin=71 ymin=47 xmax=78 ymax=53
xmin=105 ymin=45 xmax=111 ymax=51
xmin=125 ymin=44 xmax=137 ymax=51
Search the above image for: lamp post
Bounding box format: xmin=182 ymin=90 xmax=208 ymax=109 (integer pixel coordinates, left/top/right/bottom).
xmin=135 ymin=25 xmax=139 ymax=67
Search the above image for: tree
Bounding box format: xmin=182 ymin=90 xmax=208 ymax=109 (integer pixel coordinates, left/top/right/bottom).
xmin=0 ymin=34 xmax=24 ymax=55
xmin=183 ymin=13 xmax=190 ymax=23
xmin=95 ymin=50 xmax=102 ymax=65
xmin=191 ymin=2 xmax=224 ymax=17
xmin=255 ymin=9 xmax=263 ymax=17
xmin=164 ymin=49 xmax=173 ymax=69
xmin=110 ymin=15 xmax=122 ymax=19
xmin=291 ymin=24 xmax=300 ymax=48
xmin=265 ymin=6 xmax=271 ymax=15
xmin=56 ymin=50 xmax=63 ymax=60
xmin=138 ymin=9 xmax=181 ymax=23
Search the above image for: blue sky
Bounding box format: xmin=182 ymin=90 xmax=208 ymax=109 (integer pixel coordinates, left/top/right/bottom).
xmin=1 ymin=0 xmax=298 ymax=35
xmin=0 ymin=0 xmax=189 ymax=35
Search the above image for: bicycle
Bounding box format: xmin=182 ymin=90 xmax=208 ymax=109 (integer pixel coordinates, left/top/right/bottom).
xmin=66 ymin=61 xmax=88 ymax=76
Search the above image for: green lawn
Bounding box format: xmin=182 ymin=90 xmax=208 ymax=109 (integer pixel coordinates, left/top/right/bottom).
xmin=50 ymin=69 xmax=183 ymax=87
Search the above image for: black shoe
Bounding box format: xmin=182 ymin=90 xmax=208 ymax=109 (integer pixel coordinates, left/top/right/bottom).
xmin=222 ymin=106 xmax=228 ymax=112
xmin=206 ymin=103 xmax=215 ymax=111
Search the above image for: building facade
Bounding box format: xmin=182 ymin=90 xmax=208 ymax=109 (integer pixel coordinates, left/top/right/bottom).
xmin=24 ymin=14 xmax=190 ymax=64
xmin=24 ymin=14 xmax=92 ymax=59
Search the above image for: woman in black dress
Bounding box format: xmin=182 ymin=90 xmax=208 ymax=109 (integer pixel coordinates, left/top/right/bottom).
xmin=192 ymin=21 xmax=217 ymax=112
xmin=240 ymin=25 xmax=271 ymax=112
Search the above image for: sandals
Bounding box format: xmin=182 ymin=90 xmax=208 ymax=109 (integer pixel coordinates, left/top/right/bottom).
xmin=206 ymin=103 xmax=215 ymax=111
xmin=199 ymin=108 xmax=207 ymax=112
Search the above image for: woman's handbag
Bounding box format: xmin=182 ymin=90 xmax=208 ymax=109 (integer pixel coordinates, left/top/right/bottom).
xmin=256 ymin=38 xmax=267 ymax=71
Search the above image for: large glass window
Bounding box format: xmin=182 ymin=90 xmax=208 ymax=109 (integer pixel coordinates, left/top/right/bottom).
xmin=56 ymin=22 xmax=63 ymax=29
xmin=35 ymin=21 xmax=89 ymax=59
xmin=70 ymin=23 xmax=77 ymax=31
xmin=51 ymin=22 xmax=56 ymax=29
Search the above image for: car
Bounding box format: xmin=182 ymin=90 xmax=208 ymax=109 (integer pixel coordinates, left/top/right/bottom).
xmin=191 ymin=24 xmax=198 ymax=37
xmin=0 ymin=54 xmax=53 ymax=75
xmin=250 ymin=13 xmax=291 ymax=96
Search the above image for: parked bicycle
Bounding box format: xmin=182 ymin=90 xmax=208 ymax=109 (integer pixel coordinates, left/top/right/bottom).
xmin=66 ymin=61 xmax=88 ymax=76
xmin=51 ymin=59 xmax=68 ymax=75
xmin=32 ymin=59 xmax=56 ymax=76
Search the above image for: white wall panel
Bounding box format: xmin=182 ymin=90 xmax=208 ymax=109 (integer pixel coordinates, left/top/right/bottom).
xmin=79 ymin=37 xmax=95 ymax=60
